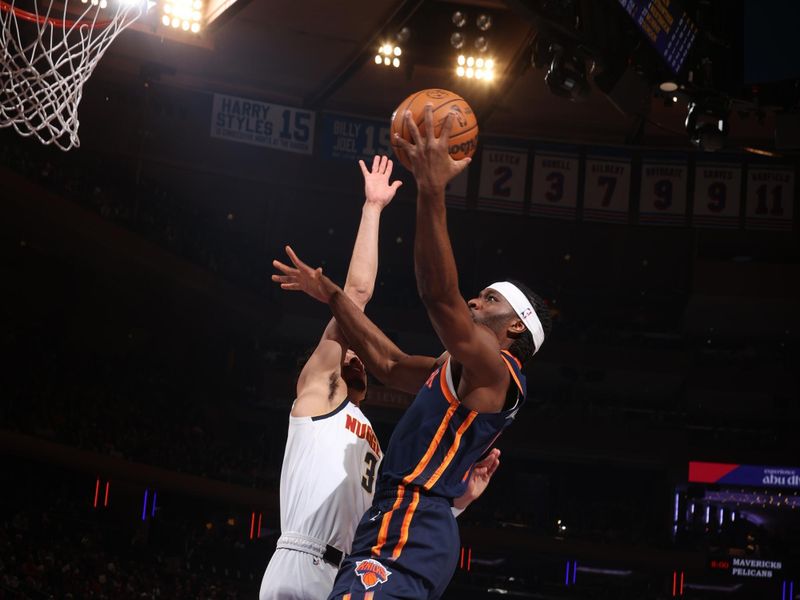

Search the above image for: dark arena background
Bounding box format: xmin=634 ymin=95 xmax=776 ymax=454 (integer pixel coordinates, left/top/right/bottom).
xmin=1 ymin=0 xmax=799 ymax=598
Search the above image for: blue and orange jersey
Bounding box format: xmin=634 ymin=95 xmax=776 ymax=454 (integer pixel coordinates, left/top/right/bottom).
xmin=376 ymin=350 xmax=526 ymax=500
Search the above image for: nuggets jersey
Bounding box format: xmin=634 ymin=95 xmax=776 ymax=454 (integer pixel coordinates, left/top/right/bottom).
xmin=377 ymin=350 xmax=526 ymax=500
xmin=279 ymin=398 xmax=382 ymax=553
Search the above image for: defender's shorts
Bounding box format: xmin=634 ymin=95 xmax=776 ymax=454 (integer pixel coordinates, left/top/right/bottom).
xmin=261 ymin=533 xmax=341 ymax=600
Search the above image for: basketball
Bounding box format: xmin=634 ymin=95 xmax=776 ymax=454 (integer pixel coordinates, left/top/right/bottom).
xmin=390 ymin=89 xmax=478 ymax=170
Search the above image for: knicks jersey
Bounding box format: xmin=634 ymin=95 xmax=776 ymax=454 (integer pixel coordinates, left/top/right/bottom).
xmin=377 ymin=350 xmax=526 ymax=500
xmin=279 ymin=398 xmax=382 ymax=553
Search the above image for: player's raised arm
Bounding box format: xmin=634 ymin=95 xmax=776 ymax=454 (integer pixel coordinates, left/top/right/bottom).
xmin=394 ymin=105 xmax=508 ymax=410
xmin=273 ymin=247 xmax=439 ymax=395
xmin=285 ymin=157 xmax=400 ymax=416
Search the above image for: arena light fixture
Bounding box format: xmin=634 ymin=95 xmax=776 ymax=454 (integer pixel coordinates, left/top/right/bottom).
xmin=452 ymin=10 xmax=466 ymax=28
xmin=375 ymin=42 xmax=402 ymax=68
xmin=161 ymin=0 xmax=203 ymax=32
xmin=456 ymin=55 xmax=495 ymax=81
xmin=476 ymin=14 xmax=492 ymax=31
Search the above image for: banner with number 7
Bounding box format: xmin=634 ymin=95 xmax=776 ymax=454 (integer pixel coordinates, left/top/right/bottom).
xmin=582 ymin=155 xmax=631 ymax=224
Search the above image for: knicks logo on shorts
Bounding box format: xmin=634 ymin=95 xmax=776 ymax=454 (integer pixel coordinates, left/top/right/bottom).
xmin=354 ymin=559 xmax=391 ymax=590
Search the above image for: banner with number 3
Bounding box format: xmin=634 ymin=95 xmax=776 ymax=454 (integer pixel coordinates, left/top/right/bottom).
xmin=530 ymin=147 xmax=579 ymax=220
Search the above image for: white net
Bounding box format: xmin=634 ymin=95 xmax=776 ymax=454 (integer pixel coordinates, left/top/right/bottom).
xmin=0 ymin=0 xmax=147 ymax=150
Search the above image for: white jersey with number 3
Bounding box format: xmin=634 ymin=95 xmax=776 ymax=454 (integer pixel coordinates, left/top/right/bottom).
xmin=279 ymin=397 xmax=382 ymax=553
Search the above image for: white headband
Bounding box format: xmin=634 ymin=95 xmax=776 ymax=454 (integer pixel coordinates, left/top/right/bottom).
xmin=488 ymin=281 xmax=545 ymax=355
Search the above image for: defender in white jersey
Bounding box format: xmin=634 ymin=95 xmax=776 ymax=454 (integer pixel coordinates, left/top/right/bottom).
xmin=260 ymin=156 xmax=399 ymax=600
xmin=263 ymin=157 xmax=501 ymax=600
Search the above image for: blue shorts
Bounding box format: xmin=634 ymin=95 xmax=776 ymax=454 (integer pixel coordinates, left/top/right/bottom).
xmin=327 ymin=486 xmax=459 ymax=600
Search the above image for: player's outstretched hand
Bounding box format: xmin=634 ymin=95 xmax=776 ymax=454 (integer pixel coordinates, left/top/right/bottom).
xmin=393 ymin=103 xmax=470 ymax=192
xmin=272 ymin=246 xmax=339 ymax=304
xmin=453 ymin=448 xmax=500 ymax=510
xmin=360 ymin=155 xmax=403 ymax=210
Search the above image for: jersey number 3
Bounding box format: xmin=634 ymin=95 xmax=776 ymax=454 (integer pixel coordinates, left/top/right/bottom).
xmin=362 ymin=452 xmax=378 ymax=493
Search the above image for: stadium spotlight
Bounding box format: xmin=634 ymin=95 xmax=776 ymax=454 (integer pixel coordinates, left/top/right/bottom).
xmin=161 ymin=0 xmax=203 ymax=33
xmin=450 ymin=32 xmax=465 ymax=49
xmin=375 ymin=43 xmax=402 ymax=68
xmin=685 ymin=101 xmax=729 ymax=151
xmin=455 ymin=55 xmax=495 ymax=81
xmin=544 ymin=44 xmax=589 ymax=101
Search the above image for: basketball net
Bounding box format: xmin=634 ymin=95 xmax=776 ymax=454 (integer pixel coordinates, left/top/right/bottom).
xmin=0 ymin=0 xmax=150 ymax=150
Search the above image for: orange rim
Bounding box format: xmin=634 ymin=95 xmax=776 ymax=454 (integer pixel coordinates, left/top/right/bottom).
xmin=0 ymin=0 xmax=114 ymax=29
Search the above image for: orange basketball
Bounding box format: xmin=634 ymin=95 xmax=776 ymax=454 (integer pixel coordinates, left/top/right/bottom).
xmin=390 ymin=88 xmax=478 ymax=170
xmin=362 ymin=573 xmax=378 ymax=586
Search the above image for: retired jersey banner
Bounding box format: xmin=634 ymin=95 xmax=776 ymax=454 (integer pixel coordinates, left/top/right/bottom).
xmin=689 ymin=461 xmax=800 ymax=490
xmin=530 ymin=147 xmax=579 ymax=220
xmin=639 ymin=157 xmax=688 ymax=226
xmin=210 ymin=94 xmax=314 ymax=154
xmin=319 ymin=112 xmax=391 ymax=162
xmin=745 ymin=167 xmax=795 ymax=231
xmin=445 ymin=167 xmax=469 ymax=209
xmin=583 ymin=154 xmax=631 ymax=223
xmin=477 ymin=146 xmax=528 ymax=214
xmin=692 ymin=161 xmax=741 ymax=228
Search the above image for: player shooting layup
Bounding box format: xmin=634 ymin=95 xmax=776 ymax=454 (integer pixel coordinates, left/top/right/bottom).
xmin=262 ymin=156 xmax=501 ymax=600
xmin=273 ymin=108 xmax=552 ymax=599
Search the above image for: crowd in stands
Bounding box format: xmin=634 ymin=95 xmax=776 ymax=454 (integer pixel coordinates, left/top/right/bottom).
xmin=0 ymin=135 xmax=268 ymax=296
xmin=0 ymin=464 xmax=263 ymax=599
xmin=2 ymin=315 xmax=297 ymax=487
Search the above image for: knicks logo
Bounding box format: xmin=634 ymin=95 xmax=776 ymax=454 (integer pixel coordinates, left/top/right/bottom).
xmin=354 ymin=559 xmax=391 ymax=590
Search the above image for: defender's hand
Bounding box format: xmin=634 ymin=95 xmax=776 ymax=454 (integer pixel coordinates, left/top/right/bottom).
xmin=393 ymin=104 xmax=471 ymax=192
xmin=454 ymin=448 xmax=500 ymax=510
xmin=360 ymin=155 xmax=403 ymax=210
xmin=272 ymin=246 xmax=339 ymax=304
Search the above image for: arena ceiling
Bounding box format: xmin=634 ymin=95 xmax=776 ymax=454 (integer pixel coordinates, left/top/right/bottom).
xmin=95 ymin=0 xmax=777 ymax=149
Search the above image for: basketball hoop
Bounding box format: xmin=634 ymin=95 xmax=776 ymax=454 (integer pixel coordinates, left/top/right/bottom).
xmin=0 ymin=0 xmax=150 ymax=150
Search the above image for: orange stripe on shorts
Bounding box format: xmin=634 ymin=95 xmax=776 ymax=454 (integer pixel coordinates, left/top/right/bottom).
xmin=391 ymin=487 xmax=420 ymax=560
xmin=371 ymin=484 xmax=405 ymax=557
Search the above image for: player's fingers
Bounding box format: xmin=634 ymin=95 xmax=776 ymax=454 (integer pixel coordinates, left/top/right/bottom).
xmin=423 ymin=103 xmax=435 ymax=142
xmin=371 ymin=154 xmax=380 ymax=174
xmin=271 ymin=274 xmax=292 ymax=283
xmin=358 ymin=159 xmax=369 ymax=178
xmin=385 ymin=158 xmax=394 ymax=178
xmin=405 ymin=111 xmax=422 ymax=146
xmin=272 ymin=259 xmax=295 ymax=274
xmin=453 ymin=156 xmax=472 ymax=175
xmin=439 ymin=111 xmax=455 ymax=145
xmin=390 ymin=180 xmax=403 ymax=191
xmin=393 ymin=132 xmax=414 ymax=154
xmin=281 ymin=283 xmax=301 ymax=290
xmin=285 ymin=245 xmax=307 ymax=270
xmin=379 ymin=154 xmax=388 ymax=174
